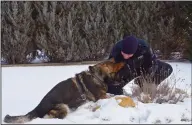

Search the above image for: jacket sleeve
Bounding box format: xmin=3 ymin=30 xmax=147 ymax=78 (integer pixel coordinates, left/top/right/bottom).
xmin=140 ymin=42 xmax=157 ymax=73
xmin=129 ymin=39 xmax=156 ymax=73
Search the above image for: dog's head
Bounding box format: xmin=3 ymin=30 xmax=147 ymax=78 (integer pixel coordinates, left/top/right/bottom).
xmin=89 ymin=58 xmax=126 ymax=84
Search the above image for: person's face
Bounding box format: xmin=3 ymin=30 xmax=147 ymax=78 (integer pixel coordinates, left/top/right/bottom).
xmin=121 ymin=51 xmax=133 ymax=59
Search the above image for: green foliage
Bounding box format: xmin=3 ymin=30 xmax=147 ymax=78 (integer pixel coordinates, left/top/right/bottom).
xmin=1 ymin=1 xmax=191 ymax=64
xmin=179 ymin=2 xmax=192 ymax=61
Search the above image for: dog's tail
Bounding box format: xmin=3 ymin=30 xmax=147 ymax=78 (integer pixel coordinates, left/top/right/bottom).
xmin=3 ymin=109 xmax=37 ymax=123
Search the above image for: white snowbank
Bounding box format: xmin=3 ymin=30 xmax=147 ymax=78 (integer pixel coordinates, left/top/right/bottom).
xmin=2 ymin=62 xmax=191 ymax=124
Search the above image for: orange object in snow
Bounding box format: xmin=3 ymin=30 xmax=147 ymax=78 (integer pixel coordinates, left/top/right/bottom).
xmin=115 ymin=96 xmax=136 ymax=107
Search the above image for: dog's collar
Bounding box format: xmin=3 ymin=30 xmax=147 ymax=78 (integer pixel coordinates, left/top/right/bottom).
xmin=89 ymin=71 xmax=107 ymax=90
xmin=75 ymin=74 xmax=87 ymax=101
xmin=75 ymin=72 xmax=107 ymax=102
xmin=90 ymin=72 xmax=104 ymax=84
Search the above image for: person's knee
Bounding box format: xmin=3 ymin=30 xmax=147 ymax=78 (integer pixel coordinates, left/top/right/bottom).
xmin=164 ymin=62 xmax=173 ymax=76
xmin=167 ymin=64 xmax=173 ymax=75
xmin=152 ymin=60 xmax=173 ymax=85
xmin=157 ymin=60 xmax=173 ymax=75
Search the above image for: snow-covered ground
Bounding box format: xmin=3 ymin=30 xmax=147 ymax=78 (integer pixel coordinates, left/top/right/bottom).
xmin=2 ymin=61 xmax=192 ymax=124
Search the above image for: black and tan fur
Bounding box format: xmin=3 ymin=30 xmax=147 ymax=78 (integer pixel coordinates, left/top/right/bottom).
xmin=4 ymin=58 xmax=125 ymax=123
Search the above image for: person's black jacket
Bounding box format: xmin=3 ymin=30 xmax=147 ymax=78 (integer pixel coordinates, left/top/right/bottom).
xmin=109 ymin=38 xmax=157 ymax=81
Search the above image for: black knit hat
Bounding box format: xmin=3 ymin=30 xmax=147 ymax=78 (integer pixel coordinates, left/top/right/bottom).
xmin=122 ymin=36 xmax=138 ymax=54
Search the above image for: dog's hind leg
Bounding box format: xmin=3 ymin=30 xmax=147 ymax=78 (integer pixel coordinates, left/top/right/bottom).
xmin=44 ymin=104 xmax=70 ymax=119
xmin=4 ymin=109 xmax=37 ymax=123
xmin=3 ymin=100 xmax=54 ymax=123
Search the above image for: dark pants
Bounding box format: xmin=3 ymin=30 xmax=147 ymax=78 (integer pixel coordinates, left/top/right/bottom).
xmin=107 ymin=60 xmax=173 ymax=95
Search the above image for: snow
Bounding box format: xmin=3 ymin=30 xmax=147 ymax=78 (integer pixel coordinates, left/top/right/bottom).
xmin=2 ymin=62 xmax=192 ymax=124
xmin=26 ymin=50 xmax=50 ymax=64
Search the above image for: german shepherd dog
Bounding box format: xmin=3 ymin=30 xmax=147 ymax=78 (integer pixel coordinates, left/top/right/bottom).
xmin=3 ymin=58 xmax=125 ymax=123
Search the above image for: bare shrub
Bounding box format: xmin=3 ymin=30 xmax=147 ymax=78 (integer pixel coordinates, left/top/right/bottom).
xmin=130 ymin=74 xmax=189 ymax=104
